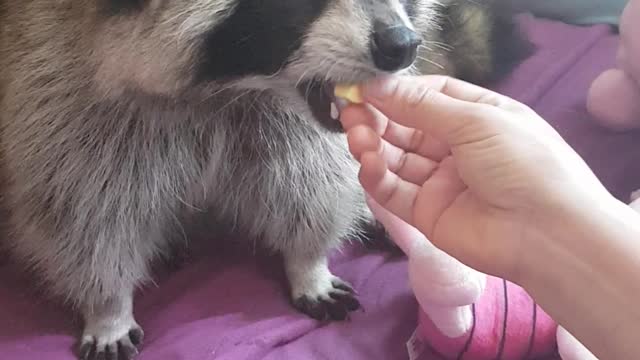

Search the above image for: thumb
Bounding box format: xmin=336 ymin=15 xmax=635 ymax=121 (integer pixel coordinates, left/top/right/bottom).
xmin=361 ymin=75 xmax=498 ymax=144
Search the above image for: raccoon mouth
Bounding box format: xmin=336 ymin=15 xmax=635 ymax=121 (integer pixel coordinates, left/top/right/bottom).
xmin=298 ymin=81 xmax=346 ymax=132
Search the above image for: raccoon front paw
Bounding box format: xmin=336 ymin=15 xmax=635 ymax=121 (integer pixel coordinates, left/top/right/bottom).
xmin=361 ymin=220 xmax=402 ymax=254
xmin=78 ymin=322 xmax=144 ymax=360
xmin=292 ymin=275 xmax=360 ymax=321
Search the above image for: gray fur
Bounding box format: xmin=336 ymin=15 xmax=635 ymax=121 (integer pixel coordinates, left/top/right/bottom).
xmin=0 ymin=0 xmax=527 ymax=358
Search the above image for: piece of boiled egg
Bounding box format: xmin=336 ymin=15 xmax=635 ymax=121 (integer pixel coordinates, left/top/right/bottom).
xmin=334 ymin=84 xmax=363 ymax=104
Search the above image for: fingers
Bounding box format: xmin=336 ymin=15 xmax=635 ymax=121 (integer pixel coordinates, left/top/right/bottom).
xmin=359 ymin=152 xmax=466 ymax=239
xmin=412 ymin=75 xmax=510 ymax=106
xmin=358 ymin=151 xmax=420 ymax=224
xmin=412 ymin=157 xmax=466 ymax=239
xmin=347 ymin=125 xmax=439 ymax=185
xmin=367 ymin=75 xmax=511 ymax=108
xmin=382 ymin=116 xmax=450 ymax=162
xmin=360 ymin=75 xmax=505 ymax=145
xmin=340 ymin=104 xmax=450 ymax=161
xmin=345 ymin=124 xmax=381 ymax=161
xmin=339 ymin=104 xmax=388 ymax=135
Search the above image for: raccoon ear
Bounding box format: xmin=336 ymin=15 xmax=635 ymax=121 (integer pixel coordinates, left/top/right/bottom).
xmin=103 ymin=0 xmax=146 ymax=15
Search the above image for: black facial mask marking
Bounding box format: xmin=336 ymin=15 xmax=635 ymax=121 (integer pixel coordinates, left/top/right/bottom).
xmin=197 ymin=0 xmax=332 ymax=81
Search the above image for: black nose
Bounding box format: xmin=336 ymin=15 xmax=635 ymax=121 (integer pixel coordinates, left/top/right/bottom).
xmin=371 ymin=23 xmax=421 ymax=72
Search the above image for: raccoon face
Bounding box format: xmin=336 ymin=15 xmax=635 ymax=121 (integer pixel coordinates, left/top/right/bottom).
xmin=37 ymin=0 xmax=441 ymax=129
xmin=195 ymin=0 xmax=439 ymax=131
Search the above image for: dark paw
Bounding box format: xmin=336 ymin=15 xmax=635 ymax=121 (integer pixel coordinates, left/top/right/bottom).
xmin=293 ymin=279 xmax=361 ymax=321
xmin=78 ymin=327 xmax=144 ymax=360
xmin=362 ymin=221 xmax=403 ymax=255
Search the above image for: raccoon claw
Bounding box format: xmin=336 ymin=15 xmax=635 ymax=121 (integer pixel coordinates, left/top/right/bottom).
xmin=78 ymin=326 xmax=143 ymax=360
xmin=293 ymin=278 xmax=361 ymax=321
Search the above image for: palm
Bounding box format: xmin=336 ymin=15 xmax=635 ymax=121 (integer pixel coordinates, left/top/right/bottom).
xmin=344 ymin=104 xmax=462 ymax=229
xmin=420 ymin=187 xmax=522 ymax=276
xmin=344 ymin=107 xmax=524 ymax=276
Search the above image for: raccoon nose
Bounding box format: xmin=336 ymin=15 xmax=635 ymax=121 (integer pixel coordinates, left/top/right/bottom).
xmin=371 ymin=23 xmax=421 ymax=71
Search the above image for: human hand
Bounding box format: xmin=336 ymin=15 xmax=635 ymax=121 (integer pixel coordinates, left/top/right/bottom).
xmin=340 ymin=75 xmax=611 ymax=281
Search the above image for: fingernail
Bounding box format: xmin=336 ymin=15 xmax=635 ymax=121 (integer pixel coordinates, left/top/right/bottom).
xmin=364 ymin=76 xmax=399 ymax=101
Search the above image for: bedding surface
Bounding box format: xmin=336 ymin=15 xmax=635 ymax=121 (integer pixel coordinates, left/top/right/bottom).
xmin=510 ymin=0 xmax=627 ymax=25
xmin=0 ymin=15 xmax=636 ymax=360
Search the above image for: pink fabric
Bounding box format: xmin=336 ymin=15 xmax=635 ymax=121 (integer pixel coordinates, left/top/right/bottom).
xmin=587 ymin=0 xmax=640 ymax=130
xmin=417 ymin=277 xmax=557 ymax=360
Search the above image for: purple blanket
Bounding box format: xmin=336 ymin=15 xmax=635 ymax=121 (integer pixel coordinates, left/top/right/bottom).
xmin=1 ymin=16 xmax=636 ymax=360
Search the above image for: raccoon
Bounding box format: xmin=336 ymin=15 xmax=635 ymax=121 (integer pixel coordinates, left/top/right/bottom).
xmin=0 ymin=0 xmax=530 ymax=359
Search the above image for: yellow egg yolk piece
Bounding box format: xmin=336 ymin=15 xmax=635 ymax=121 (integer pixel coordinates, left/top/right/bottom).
xmin=334 ymin=84 xmax=363 ymax=104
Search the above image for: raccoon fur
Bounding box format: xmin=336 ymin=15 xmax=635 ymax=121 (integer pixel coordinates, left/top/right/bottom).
xmin=0 ymin=0 xmax=531 ymax=359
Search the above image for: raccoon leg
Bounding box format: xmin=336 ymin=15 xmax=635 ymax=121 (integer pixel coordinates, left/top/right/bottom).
xmin=79 ymin=291 xmax=143 ymax=360
xmin=270 ymin=182 xmax=366 ymax=320
xmin=247 ymin=169 xmax=365 ymax=320
xmin=7 ymin=201 xmax=155 ymax=359
xmin=67 ymin=230 xmax=153 ymax=360
xmin=284 ymin=248 xmax=361 ymax=321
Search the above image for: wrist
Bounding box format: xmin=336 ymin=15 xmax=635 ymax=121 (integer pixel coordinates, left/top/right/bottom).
xmin=517 ymin=191 xmax=640 ymax=359
xmin=518 ymin=190 xmax=627 ymax=286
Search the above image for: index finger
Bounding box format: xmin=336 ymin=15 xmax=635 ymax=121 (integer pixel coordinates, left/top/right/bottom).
xmin=374 ymin=75 xmax=512 ymax=107
xmin=340 ymin=104 xmax=450 ymax=161
xmin=360 ymin=75 xmax=508 ymax=144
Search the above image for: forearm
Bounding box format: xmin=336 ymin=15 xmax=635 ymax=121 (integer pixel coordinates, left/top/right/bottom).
xmin=521 ymin=194 xmax=640 ymax=360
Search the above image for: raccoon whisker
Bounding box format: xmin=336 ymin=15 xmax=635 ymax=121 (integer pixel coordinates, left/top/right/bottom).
xmin=407 ymin=64 xmax=420 ymax=76
xmin=175 ymin=191 xmax=205 ymax=212
xmin=303 ymin=78 xmax=316 ymax=103
xmin=176 ymin=5 xmax=232 ymax=42
xmin=423 ymin=40 xmax=451 ymax=46
xmin=323 ymin=60 xmax=340 ymax=83
xmin=294 ymin=64 xmax=317 ymax=89
xmin=417 ymin=55 xmax=445 ymax=70
xmin=303 ymin=69 xmax=324 ymax=102
xmin=199 ymin=84 xmax=235 ymax=104
xmin=246 ymin=89 xmax=268 ymax=121
xmin=418 ymin=44 xmax=434 ymax=52
xmin=432 ymin=44 xmax=453 ymax=52
xmin=319 ymin=57 xmax=376 ymax=83
xmin=167 ymin=204 xmax=189 ymax=245
xmin=422 ymin=41 xmax=453 ymax=51
xmin=293 ymin=72 xmax=307 ymax=89
xmin=264 ymin=65 xmax=286 ymax=79
xmin=212 ymin=89 xmax=254 ymax=117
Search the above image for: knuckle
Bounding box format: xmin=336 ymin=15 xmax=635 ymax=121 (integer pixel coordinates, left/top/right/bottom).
xmin=390 ymin=75 xmax=450 ymax=110
xmin=407 ymin=83 xmax=438 ymax=108
xmin=408 ymin=129 xmax=424 ymax=152
xmin=383 ymin=77 xmax=402 ymax=101
xmin=477 ymin=92 xmax=504 ymax=107
xmin=481 ymin=91 xmax=530 ymax=115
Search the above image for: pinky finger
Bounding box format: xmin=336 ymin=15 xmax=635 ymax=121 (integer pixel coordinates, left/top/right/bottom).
xmin=359 ymin=151 xmax=421 ymax=225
